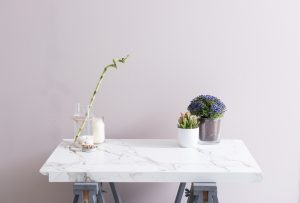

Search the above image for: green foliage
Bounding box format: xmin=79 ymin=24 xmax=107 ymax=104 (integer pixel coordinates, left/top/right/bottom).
xmin=177 ymin=112 xmax=199 ymax=129
xmin=187 ymin=95 xmax=226 ymax=119
xmin=73 ymin=55 xmax=129 ymax=143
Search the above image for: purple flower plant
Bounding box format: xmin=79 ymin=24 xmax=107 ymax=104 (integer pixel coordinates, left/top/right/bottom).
xmin=187 ymin=95 xmax=226 ymax=119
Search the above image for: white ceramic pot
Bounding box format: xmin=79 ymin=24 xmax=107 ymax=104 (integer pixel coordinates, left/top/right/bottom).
xmin=177 ymin=128 xmax=199 ymax=148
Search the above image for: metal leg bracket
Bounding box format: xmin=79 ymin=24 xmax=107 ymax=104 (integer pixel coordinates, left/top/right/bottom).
xmin=73 ymin=182 xmax=122 ymax=203
xmin=73 ymin=183 xmax=104 ymax=203
xmin=182 ymin=182 xmax=219 ymax=203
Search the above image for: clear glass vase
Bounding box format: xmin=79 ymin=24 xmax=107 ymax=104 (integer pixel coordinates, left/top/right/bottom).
xmin=73 ymin=103 xmax=94 ymax=145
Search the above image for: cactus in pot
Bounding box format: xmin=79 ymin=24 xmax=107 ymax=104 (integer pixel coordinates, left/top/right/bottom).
xmin=178 ymin=112 xmax=199 ymax=129
xmin=177 ymin=112 xmax=199 ymax=148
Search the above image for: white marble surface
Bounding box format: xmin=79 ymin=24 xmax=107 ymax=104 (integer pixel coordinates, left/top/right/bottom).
xmin=40 ymin=139 xmax=262 ymax=183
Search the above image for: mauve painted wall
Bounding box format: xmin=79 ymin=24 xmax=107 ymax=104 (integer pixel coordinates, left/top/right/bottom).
xmin=0 ymin=0 xmax=299 ymax=202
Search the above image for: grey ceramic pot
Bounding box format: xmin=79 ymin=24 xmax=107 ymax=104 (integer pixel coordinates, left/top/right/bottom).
xmin=199 ymin=118 xmax=221 ymax=144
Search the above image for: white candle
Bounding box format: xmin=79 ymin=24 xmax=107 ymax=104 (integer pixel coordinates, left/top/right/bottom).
xmin=93 ymin=118 xmax=105 ymax=144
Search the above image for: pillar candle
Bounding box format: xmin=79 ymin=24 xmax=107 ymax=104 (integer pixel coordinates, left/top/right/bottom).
xmin=93 ymin=118 xmax=105 ymax=144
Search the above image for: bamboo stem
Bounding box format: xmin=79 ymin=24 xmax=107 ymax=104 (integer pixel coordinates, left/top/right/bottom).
xmin=73 ymin=55 xmax=129 ymax=143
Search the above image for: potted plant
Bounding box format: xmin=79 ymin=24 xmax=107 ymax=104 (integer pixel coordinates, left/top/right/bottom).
xmin=187 ymin=95 xmax=226 ymax=144
xmin=177 ymin=112 xmax=199 ymax=148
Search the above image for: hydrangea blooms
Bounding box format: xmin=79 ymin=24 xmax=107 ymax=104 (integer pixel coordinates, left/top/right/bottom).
xmin=187 ymin=95 xmax=226 ymax=119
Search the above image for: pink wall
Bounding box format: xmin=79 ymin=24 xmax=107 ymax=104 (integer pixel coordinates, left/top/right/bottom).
xmin=0 ymin=0 xmax=300 ymax=202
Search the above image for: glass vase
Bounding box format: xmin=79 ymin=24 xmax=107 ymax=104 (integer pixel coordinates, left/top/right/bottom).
xmin=199 ymin=118 xmax=221 ymax=144
xmin=73 ymin=103 xmax=94 ymax=145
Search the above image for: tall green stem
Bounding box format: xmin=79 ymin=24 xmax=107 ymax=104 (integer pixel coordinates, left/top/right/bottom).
xmin=74 ymin=55 xmax=129 ymax=143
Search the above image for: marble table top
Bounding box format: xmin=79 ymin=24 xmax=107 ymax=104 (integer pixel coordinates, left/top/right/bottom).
xmin=40 ymin=139 xmax=262 ymax=183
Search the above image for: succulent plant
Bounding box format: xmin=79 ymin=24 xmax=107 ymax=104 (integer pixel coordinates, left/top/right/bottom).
xmin=178 ymin=112 xmax=199 ymax=129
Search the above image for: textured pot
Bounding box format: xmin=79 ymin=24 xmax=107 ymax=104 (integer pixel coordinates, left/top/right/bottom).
xmin=199 ymin=118 xmax=221 ymax=144
xmin=177 ymin=128 xmax=199 ymax=148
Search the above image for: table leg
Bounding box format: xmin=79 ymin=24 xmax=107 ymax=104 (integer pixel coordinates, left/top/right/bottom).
xmin=97 ymin=183 xmax=105 ymax=203
xmin=73 ymin=183 xmax=99 ymax=203
xmin=194 ymin=195 xmax=201 ymax=203
xmin=185 ymin=182 xmax=218 ymax=203
xmin=175 ymin=182 xmax=186 ymax=203
xmin=109 ymin=183 xmax=122 ymax=203
xmin=187 ymin=195 xmax=195 ymax=203
xmin=186 ymin=184 xmax=195 ymax=203
xmin=73 ymin=195 xmax=79 ymax=203
xmin=208 ymin=192 xmax=213 ymax=203
xmin=212 ymin=191 xmax=219 ymax=203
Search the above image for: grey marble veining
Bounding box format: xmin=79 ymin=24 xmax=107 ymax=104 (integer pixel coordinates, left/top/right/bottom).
xmin=40 ymin=139 xmax=262 ymax=182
